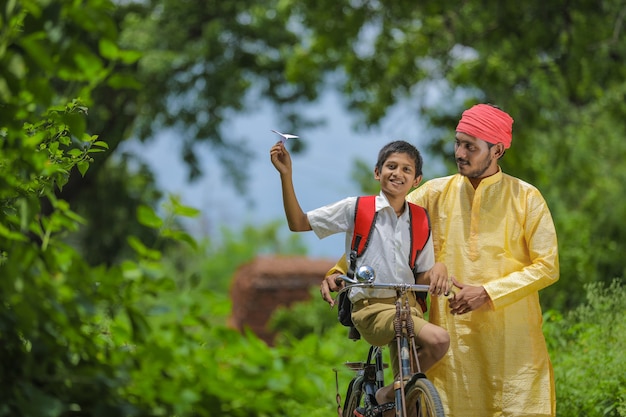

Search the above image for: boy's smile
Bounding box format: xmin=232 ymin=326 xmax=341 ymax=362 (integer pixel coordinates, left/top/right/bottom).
xmin=375 ymin=152 xmax=421 ymax=199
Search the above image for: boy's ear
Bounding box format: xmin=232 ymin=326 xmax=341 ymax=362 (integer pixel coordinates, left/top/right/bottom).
xmin=412 ymin=174 xmax=423 ymax=188
xmin=374 ymin=166 xmax=381 ymax=180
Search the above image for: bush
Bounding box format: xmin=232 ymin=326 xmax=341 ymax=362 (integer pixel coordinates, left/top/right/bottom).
xmin=544 ymin=279 xmax=626 ymax=417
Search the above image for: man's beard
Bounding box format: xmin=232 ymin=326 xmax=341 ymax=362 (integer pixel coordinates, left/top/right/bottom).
xmin=456 ymin=154 xmax=493 ymax=179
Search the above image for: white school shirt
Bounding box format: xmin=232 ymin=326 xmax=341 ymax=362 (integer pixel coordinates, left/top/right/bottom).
xmin=307 ymin=192 xmax=435 ymax=302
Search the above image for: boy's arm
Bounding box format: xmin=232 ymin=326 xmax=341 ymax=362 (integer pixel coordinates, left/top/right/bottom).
xmin=270 ymin=142 xmax=311 ymax=231
xmin=420 ymin=262 xmax=451 ymax=296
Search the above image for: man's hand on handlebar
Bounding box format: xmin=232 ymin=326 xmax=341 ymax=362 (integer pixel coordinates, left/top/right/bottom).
xmin=320 ymin=272 xmax=344 ymax=306
xmin=448 ymin=277 xmax=489 ymax=315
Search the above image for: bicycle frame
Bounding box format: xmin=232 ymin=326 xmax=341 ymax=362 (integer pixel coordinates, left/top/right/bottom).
xmin=334 ymin=272 xmax=445 ymax=417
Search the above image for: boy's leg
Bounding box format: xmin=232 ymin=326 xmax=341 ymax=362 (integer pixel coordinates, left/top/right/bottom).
xmin=377 ymin=307 xmax=449 ymax=415
xmin=415 ymin=321 xmax=450 ymax=372
xmin=352 ymin=299 xmax=397 ymax=415
xmin=352 ymin=299 xmax=448 ymax=414
xmin=351 ymin=298 xmax=397 ymax=346
xmin=376 ymin=300 xmax=436 ymax=417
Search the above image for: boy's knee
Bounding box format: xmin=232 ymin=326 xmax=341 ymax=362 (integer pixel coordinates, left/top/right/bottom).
xmin=436 ymin=331 xmax=450 ymax=358
xmin=428 ymin=327 xmax=450 ymax=360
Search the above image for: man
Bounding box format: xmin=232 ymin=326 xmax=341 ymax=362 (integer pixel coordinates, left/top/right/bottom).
xmin=322 ymin=104 xmax=560 ymax=417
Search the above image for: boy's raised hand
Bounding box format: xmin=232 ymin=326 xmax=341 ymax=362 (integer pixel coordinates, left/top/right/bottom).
xmin=270 ymin=140 xmax=310 ymax=232
xmin=270 ymin=141 xmax=292 ymax=175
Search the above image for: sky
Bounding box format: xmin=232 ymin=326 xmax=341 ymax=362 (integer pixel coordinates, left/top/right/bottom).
xmin=121 ymin=90 xmax=448 ymax=259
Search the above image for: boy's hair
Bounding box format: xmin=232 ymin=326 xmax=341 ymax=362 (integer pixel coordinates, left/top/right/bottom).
xmin=375 ymin=140 xmax=423 ymax=178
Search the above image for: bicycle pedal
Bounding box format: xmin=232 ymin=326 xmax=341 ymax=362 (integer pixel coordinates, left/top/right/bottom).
xmin=353 ymin=407 xmax=365 ymax=417
xmin=354 ymin=406 xmax=380 ymax=417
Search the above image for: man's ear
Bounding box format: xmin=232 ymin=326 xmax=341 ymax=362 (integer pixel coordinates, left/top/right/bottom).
xmin=493 ymin=143 xmax=505 ymax=158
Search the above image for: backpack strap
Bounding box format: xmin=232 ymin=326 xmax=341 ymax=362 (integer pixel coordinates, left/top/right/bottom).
xmin=344 ymin=196 xmax=376 ymax=339
xmin=407 ymin=202 xmax=431 ymax=312
xmin=407 ymin=202 xmax=431 ymax=271
xmin=347 ymin=196 xmax=378 ymax=279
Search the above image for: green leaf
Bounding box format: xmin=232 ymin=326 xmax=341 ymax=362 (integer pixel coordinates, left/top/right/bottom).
xmin=127 ymin=235 xmax=162 ymax=260
xmin=117 ymin=49 xmax=142 ymax=64
xmin=161 ymin=229 xmax=198 ymax=249
xmin=99 ymin=38 xmax=119 ymax=60
xmin=137 ymin=205 xmax=163 ymax=229
xmin=0 ymin=222 xmax=28 ymax=241
xmin=77 ymin=160 xmax=89 ymax=176
xmin=107 ymin=73 xmax=142 ymax=89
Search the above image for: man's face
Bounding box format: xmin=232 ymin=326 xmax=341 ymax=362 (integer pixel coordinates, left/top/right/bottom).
xmin=454 ymin=132 xmax=499 ymax=180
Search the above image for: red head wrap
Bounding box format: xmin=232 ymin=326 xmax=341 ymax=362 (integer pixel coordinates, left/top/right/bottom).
xmin=455 ymin=104 xmax=514 ymax=149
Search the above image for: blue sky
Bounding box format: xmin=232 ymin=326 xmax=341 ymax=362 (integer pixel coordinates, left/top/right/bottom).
xmin=123 ymin=90 xmax=447 ymax=259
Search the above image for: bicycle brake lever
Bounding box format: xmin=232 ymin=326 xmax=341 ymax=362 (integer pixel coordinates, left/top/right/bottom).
xmin=444 ymin=289 xmax=456 ymax=299
xmin=336 ymin=275 xmax=358 ymax=285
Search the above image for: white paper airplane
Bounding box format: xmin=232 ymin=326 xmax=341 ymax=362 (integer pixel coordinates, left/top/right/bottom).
xmin=271 ymin=129 xmax=299 ymax=143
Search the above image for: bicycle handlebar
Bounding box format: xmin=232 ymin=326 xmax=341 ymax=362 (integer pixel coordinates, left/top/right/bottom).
xmin=334 ymin=271 xmax=456 ymax=299
xmin=334 ymin=275 xmax=431 ymax=297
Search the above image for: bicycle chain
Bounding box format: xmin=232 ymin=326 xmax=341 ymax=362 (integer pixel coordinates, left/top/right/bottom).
xmin=366 ymin=402 xmax=395 ymax=417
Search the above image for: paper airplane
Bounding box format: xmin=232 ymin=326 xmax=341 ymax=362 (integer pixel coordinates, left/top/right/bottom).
xmin=271 ymin=129 xmax=299 ymax=143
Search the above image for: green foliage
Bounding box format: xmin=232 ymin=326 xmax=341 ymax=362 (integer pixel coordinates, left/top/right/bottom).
xmin=0 ymin=0 xmax=125 ymax=122
xmin=1 ymin=2 xmax=143 ymax=414
xmin=2 ymin=3 xmax=324 ymax=411
xmin=113 ymin=223 xmax=346 ymax=417
xmin=268 ymin=288 xmax=379 ymax=415
xmin=0 ymin=101 xmax=107 ymax=251
xmin=117 ymin=0 xmax=318 ymax=187
xmin=525 ymin=97 xmax=626 ymax=308
xmin=0 ymin=0 xmax=155 ymax=266
xmin=0 ymin=108 xmax=317 ymax=415
xmin=0 ymin=96 xmax=136 ymax=415
xmin=66 ymin=153 xmax=165 ymax=265
xmin=269 ymin=287 xmax=340 ymax=341
xmin=544 ymin=280 xmax=626 ymax=416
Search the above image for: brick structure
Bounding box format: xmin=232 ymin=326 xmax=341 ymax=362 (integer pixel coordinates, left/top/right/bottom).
xmin=229 ymin=255 xmax=335 ymax=344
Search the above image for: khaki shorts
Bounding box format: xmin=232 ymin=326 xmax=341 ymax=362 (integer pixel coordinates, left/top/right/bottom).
xmin=351 ymin=296 xmax=427 ymax=378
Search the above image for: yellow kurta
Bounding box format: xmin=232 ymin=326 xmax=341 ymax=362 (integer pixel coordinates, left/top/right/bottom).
xmin=408 ymin=169 xmax=559 ymax=417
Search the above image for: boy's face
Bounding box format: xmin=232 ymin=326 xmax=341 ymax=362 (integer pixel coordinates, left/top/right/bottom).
xmin=374 ymin=152 xmax=422 ymax=199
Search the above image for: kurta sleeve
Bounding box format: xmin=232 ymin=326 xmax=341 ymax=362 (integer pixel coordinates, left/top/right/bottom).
xmin=482 ymin=187 xmax=560 ymax=309
xmin=326 ymin=254 xmax=349 ymax=277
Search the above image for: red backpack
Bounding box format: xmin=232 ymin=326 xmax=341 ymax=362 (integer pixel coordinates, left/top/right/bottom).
xmin=338 ymin=196 xmax=431 ymax=334
xmin=347 ymin=195 xmax=431 ymax=281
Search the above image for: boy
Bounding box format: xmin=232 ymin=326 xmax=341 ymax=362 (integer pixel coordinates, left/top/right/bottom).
xmin=270 ymin=140 xmax=450 ymax=412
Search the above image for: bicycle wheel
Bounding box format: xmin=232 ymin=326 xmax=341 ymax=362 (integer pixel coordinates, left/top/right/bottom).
xmin=404 ymin=376 xmax=445 ymax=417
xmin=343 ymin=375 xmax=364 ymax=417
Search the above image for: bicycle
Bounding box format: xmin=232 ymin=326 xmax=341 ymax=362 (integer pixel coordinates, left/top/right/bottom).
xmin=333 ymin=266 xmax=445 ymax=417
